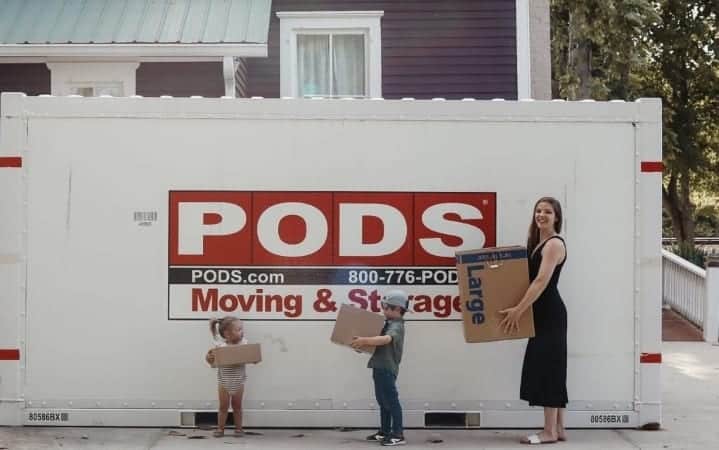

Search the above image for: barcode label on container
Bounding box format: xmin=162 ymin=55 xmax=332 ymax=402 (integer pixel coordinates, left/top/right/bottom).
xmin=134 ymin=211 xmax=158 ymax=224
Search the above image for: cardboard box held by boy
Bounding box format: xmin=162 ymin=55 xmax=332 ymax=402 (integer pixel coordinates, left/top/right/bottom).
xmin=331 ymin=303 xmax=385 ymax=353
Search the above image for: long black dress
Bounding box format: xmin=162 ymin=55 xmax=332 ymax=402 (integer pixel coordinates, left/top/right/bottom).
xmin=520 ymin=235 xmax=568 ymax=408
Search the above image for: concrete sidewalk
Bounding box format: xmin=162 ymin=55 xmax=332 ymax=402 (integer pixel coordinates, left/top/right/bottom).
xmin=2 ymin=341 xmax=719 ymax=449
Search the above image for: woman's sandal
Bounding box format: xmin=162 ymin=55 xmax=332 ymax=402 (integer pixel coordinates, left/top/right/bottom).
xmin=212 ymin=430 xmax=224 ymax=438
xmin=521 ymin=433 xmax=558 ymax=445
xmin=233 ymin=429 xmax=245 ymax=437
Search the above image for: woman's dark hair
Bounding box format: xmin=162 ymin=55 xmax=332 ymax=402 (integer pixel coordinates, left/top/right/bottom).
xmin=527 ymin=197 xmax=563 ymax=256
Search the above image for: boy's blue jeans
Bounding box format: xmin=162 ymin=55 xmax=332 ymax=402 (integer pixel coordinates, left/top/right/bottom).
xmin=372 ymin=368 xmax=403 ymax=436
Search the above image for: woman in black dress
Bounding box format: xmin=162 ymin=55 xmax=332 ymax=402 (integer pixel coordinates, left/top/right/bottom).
xmin=500 ymin=197 xmax=568 ymax=445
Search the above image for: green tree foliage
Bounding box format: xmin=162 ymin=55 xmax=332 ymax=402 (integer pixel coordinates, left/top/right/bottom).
xmin=551 ymin=0 xmax=719 ymax=243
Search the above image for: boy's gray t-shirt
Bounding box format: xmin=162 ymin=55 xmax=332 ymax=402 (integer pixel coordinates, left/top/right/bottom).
xmin=367 ymin=319 xmax=405 ymax=375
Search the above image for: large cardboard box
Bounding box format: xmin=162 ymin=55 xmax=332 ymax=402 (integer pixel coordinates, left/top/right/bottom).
xmin=210 ymin=344 xmax=262 ymax=368
xmin=456 ymin=246 xmax=535 ymax=343
xmin=331 ymin=303 xmax=385 ymax=353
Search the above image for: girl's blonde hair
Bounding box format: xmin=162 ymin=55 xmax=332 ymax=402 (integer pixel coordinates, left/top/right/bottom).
xmin=209 ymin=316 xmax=241 ymax=341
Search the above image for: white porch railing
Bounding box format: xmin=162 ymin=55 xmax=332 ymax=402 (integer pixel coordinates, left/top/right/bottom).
xmin=662 ymin=250 xmax=719 ymax=343
xmin=662 ymin=249 xmax=706 ymax=328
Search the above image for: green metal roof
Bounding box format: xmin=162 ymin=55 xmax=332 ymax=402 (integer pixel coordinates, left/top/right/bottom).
xmin=0 ymin=0 xmax=271 ymax=45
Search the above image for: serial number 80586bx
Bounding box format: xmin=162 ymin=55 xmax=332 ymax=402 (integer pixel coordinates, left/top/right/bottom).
xmin=590 ymin=414 xmax=629 ymax=424
xmin=28 ymin=412 xmax=69 ymax=422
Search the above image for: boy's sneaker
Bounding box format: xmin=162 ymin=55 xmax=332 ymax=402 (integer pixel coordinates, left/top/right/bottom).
xmin=381 ymin=434 xmax=406 ymax=446
xmin=366 ymin=431 xmax=385 ymax=441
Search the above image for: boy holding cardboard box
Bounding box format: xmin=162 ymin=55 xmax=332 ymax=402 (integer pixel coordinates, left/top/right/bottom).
xmin=351 ymin=289 xmax=408 ymax=447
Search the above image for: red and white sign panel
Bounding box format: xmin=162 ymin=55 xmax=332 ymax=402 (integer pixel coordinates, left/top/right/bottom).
xmin=168 ymin=191 xmax=496 ymax=320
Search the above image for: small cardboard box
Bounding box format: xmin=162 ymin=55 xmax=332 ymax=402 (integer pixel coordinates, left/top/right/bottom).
xmin=210 ymin=344 xmax=262 ymax=367
xmin=331 ymin=303 xmax=385 ymax=353
xmin=456 ymin=246 xmax=535 ymax=343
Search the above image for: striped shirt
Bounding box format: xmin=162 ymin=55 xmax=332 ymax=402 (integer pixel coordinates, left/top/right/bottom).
xmin=215 ymin=339 xmax=247 ymax=394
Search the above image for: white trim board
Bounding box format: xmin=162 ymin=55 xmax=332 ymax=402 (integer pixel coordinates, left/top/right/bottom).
xmin=515 ymin=0 xmax=532 ymax=99
xmin=46 ymin=62 xmax=140 ymax=96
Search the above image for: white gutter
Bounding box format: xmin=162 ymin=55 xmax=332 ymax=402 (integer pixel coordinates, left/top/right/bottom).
xmin=0 ymin=43 xmax=267 ymax=58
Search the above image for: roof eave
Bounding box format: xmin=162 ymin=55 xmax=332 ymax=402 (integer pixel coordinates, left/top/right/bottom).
xmin=0 ymin=43 xmax=268 ymax=58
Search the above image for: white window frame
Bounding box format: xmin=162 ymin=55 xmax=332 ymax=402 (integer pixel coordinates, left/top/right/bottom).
xmin=277 ymin=11 xmax=383 ymax=99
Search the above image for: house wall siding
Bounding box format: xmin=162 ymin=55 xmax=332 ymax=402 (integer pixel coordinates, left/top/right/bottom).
xmin=136 ymin=62 xmax=224 ymax=98
xmin=236 ymin=58 xmax=249 ymax=98
xmin=246 ymin=0 xmax=518 ymax=99
xmin=0 ymin=64 xmax=51 ymax=105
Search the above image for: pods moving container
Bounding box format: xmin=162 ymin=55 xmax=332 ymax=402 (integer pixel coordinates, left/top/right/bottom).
xmin=0 ymin=93 xmax=662 ymax=428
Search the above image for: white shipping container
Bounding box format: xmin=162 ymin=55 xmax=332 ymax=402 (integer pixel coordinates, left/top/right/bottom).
xmin=0 ymin=93 xmax=662 ymax=429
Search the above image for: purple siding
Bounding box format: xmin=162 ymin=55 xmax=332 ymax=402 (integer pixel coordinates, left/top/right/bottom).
xmin=136 ymin=62 xmax=224 ymax=98
xmin=0 ymin=64 xmax=50 ymax=104
xmin=246 ymin=0 xmax=517 ymax=99
xmin=236 ymin=58 xmax=249 ymax=98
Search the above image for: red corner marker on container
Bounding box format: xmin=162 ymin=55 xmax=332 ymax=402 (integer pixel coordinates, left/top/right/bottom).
xmin=640 ymin=353 xmax=662 ymax=364
xmin=0 ymin=349 xmax=20 ymax=360
xmin=0 ymin=156 xmax=22 ymax=168
xmin=641 ymin=161 xmax=663 ymax=173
